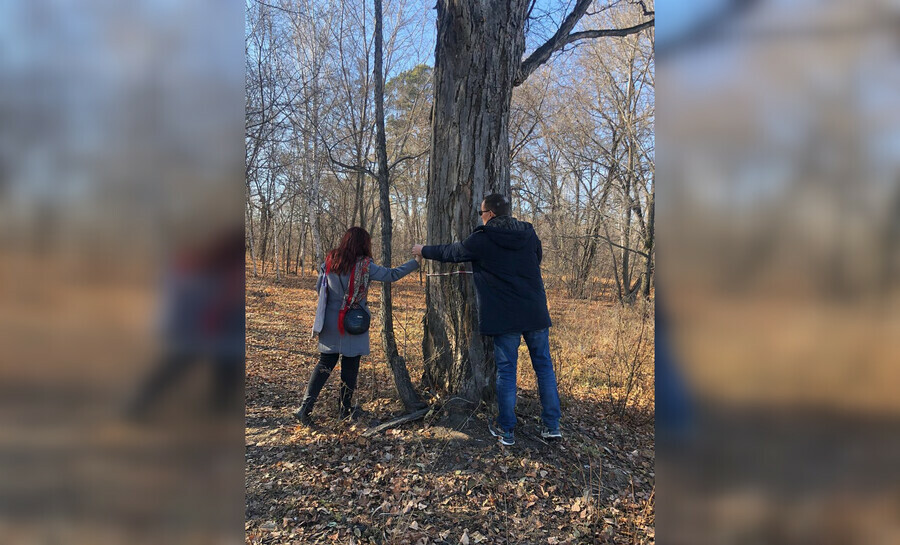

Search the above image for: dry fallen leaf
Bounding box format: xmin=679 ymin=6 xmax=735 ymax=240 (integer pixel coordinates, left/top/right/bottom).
xmin=246 ymin=272 xmax=655 ymax=545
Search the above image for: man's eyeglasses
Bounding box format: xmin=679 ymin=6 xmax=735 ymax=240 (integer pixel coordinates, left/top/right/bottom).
xmin=479 ymin=209 xmax=491 ymax=215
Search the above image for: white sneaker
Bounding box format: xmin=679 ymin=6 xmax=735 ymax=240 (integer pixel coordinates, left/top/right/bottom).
xmin=541 ymin=426 xmax=562 ymax=440
xmin=488 ymin=420 xmax=515 ymax=446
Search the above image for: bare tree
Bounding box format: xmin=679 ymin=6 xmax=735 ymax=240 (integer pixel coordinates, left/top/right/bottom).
xmin=423 ymin=0 xmax=653 ymax=403
xmin=244 ymin=0 xmax=655 ymax=409
xmin=373 ymin=0 xmax=426 ymax=410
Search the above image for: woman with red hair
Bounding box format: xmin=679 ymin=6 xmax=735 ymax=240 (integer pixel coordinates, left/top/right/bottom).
xmin=296 ymin=226 xmax=419 ymax=426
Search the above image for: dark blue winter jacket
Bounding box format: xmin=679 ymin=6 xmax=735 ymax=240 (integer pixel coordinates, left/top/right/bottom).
xmin=422 ymin=215 xmax=552 ymax=336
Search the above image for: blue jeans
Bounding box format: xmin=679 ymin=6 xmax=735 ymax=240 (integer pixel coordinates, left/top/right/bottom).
xmin=493 ymin=328 xmax=561 ymax=432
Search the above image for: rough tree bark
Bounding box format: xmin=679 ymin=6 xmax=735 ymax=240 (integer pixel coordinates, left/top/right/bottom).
xmin=422 ymin=0 xmax=530 ymax=405
xmin=374 ymin=0 xmax=425 ymax=411
xmin=423 ymin=0 xmax=653 ymax=404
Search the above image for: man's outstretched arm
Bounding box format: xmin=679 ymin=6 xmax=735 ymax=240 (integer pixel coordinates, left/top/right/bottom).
xmin=412 ymin=241 xmax=476 ymax=263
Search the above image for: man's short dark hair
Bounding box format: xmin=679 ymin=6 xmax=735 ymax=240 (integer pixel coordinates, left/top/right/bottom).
xmin=483 ymin=193 xmax=510 ymax=216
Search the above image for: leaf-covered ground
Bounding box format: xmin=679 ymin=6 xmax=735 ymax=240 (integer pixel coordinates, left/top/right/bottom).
xmin=246 ymin=269 xmax=654 ymax=544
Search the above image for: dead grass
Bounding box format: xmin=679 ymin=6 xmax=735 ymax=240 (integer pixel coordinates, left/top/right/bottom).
xmin=249 ymin=267 xmax=655 ymax=421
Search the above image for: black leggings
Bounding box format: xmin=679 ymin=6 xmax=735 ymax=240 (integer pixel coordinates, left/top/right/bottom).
xmin=302 ymin=353 xmax=361 ymax=411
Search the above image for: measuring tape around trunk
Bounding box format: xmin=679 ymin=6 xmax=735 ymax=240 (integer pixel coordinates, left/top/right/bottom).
xmin=425 ymin=270 xmax=473 ymax=277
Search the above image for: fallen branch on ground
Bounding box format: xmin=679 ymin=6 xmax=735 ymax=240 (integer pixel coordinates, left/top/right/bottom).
xmin=362 ymin=407 xmax=430 ymax=437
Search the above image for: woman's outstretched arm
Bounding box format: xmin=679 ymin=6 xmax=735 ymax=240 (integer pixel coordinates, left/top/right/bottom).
xmin=368 ymin=258 xmax=419 ymax=282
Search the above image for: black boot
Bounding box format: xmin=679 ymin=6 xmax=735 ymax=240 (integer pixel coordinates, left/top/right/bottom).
xmin=338 ymin=383 xmax=356 ymax=420
xmin=340 ymin=404 xmax=366 ymax=421
xmin=294 ymin=396 xmax=315 ymax=426
xmin=339 ymin=389 xmax=368 ymax=421
xmin=338 ymin=355 xmax=362 ymax=420
xmin=297 ymin=354 xmax=338 ymax=427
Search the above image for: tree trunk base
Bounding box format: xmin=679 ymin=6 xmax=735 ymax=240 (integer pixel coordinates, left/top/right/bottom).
xmin=386 ymin=353 xmax=427 ymax=412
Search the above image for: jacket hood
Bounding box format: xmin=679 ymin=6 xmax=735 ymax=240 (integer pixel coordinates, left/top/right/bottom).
xmin=478 ymin=215 xmax=534 ymax=250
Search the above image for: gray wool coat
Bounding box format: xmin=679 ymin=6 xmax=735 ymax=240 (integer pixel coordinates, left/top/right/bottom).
xmin=312 ymin=258 xmax=419 ymax=356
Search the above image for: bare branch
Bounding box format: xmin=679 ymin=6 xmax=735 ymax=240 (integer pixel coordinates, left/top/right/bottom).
xmin=565 ymin=18 xmax=654 ymax=46
xmin=632 ymin=0 xmax=654 ymax=17
xmin=525 ymin=0 xmax=539 ymax=24
xmin=318 ymin=128 xmax=376 ymax=178
xmin=329 ymin=156 xmax=375 ymax=178
xmin=388 ymin=150 xmax=429 ymax=171
xmin=250 ymin=0 xmax=303 ymax=17
xmin=516 ymin=0 xmax=654 ymax=87
xmin=557 ymin=234 xmax=649 ymax=259
xmin=516 ymin=0 xmax=593 ymax=87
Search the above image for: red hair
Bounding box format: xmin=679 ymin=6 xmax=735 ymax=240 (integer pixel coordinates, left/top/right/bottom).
xmin=327 ymin=227 xmax=372 ymax=274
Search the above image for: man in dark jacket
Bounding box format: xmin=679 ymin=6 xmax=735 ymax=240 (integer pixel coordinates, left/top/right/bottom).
xmin=412 ymin=193 xmax=561 ymax=446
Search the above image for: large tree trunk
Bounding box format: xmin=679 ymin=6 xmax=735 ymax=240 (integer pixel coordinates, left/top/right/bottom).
xmin=374 ymin=0 xmax=425 ymax=411
xmin=423 ymin=0 xmax=530 ymax=405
